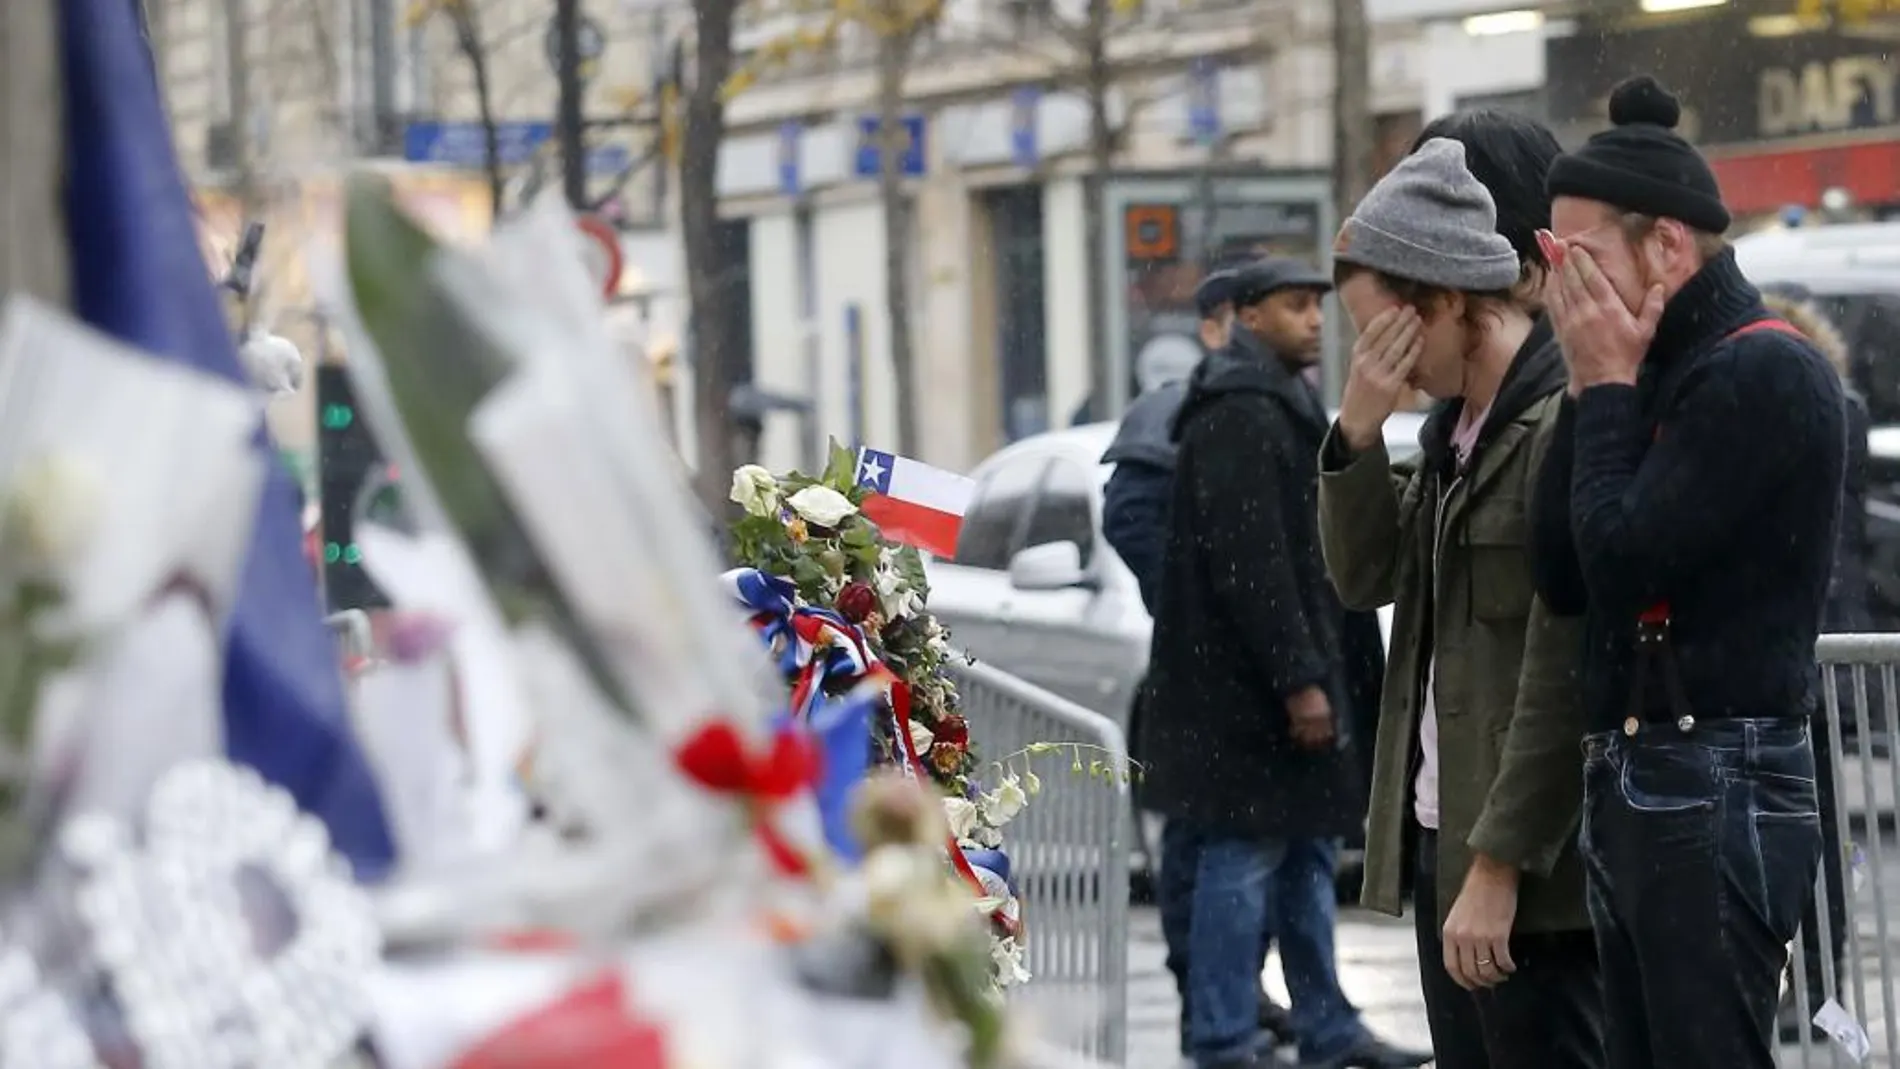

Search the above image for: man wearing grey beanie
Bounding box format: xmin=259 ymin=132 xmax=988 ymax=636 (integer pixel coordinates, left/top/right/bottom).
xmin=1318 ymin=137 xmax=1604 ymax=1069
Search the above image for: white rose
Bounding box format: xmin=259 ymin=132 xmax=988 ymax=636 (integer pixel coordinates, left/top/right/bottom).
xmin=786 ymin=485 xmax=858 ymax=528
xmin=908 ymin=720 xmax=935 ymax=755
xmin=862 ymin=846 xmax=972 ymax=960
xmin=874 ymin=565 xmax=909 ymax=620
xmin=728 ymin=465 xmax=780 ymax=518
xmin=6 ymin=452 xmax=104 ymax=578
xmin=862 ymin=843 xmax=932 ymax=904
xmin=982 ymin=774 xmax=1029 ymax=826
xmin=942 ymin=797 xmax=981 ymax=843
xmin=991 ymin=936 xmax=1032 ymax=987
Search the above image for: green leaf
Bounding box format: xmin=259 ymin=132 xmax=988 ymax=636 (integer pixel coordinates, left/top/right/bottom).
xmin=895 ymin=545 xmax=931 ymax=595
xmin=790 ymin=556 xmax=827 ymax=589
xmin=820 ymin=439 xmax=857 ymax=487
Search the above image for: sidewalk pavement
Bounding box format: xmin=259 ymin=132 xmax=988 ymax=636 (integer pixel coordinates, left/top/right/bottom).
xmin=1123 ymin=893 xmax=1895 ymax=1069
xmin=1123 ymin=905 xmax=1432 ymax=1068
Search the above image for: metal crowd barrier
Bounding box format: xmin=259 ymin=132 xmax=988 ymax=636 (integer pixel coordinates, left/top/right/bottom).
xmin=1787 ymin=634 xmax=1900 ymax=1067
xmin=947 ymin=657 xmax=1132 ymax=1066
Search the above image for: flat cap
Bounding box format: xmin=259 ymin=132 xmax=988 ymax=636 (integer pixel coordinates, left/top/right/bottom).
xmin=1231 ymin=257 xmax=1332 ymax=307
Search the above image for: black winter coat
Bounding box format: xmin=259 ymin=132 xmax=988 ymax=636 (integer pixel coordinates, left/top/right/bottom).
xmin=1529 ymin=251 xmax=1846 ymax=733
xmin=1139 ymin=336 xmax=1361 ymax=839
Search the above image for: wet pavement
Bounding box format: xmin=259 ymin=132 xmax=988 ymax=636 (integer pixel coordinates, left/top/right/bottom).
xmin=1120 ymin=842 xmax=1900 ymax=1069
xmin=1111 ymin=748 xmax=1900 ymax=1067
xmin=1123 ymin=905 xmax=1432 ymax=1068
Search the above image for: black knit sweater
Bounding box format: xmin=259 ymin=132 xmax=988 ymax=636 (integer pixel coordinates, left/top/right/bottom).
xmin=1530 ymin=249 xmax=1847 ymax=732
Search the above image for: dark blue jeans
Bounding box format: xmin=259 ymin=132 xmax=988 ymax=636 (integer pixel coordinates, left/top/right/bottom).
xmin=1159 ymin=823 xmax=1280 ymax=1053
xmin=1581 ymin=718 xmax=1823 ymax=1069
xmin=1160 ymin=819 xmax=1363 ymax=1066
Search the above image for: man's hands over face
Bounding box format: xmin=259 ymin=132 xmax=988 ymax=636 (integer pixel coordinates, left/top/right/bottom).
xmin=1338 ymin=305 xmax=1422 ymax=452
xmin=1442 ymin=852 xmax=1521 ymax=991
xmin=1539 ymin=229 xmax=1665 ymax=394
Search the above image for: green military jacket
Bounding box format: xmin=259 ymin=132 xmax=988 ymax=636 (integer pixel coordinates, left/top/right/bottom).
xmin=1318 ymin=353 xmax=1589 ymax=934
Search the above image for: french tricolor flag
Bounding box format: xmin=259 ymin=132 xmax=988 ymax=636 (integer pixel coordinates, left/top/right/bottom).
xmin=855 ymin=448 xmax=974 ymax=560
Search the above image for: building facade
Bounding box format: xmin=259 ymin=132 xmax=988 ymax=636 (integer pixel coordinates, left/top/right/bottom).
xmin=709 ymin=0 xmax=1558 ymax=473
xmin=1544 ymin=0 xmax=1900 ymax=224
xmin=147 ymin=0 xmax=1553 ymax=474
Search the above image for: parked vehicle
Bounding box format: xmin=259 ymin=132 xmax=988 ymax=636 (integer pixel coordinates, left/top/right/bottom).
xmin=926 ymin=412 xmax=1426 ymax=895
xmin=928 ymin=413 xmax=1424 ymax=729
xmin=1736 ymin=224 xmax=1900 ymax=424
xmin=1737 ymin=226 xmax=1900 ymax=637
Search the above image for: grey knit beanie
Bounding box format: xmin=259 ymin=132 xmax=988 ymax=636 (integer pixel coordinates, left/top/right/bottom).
xmin=1333 ymin=137 xmax=1522 ymax=292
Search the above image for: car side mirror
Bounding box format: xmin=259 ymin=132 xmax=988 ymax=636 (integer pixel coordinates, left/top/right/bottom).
xmin=1008 ymin=541 xmax=1091 ymax=591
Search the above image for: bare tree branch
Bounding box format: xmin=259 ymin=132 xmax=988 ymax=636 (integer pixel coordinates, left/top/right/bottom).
xmin=439 ymin=1 xmax=506 ymax=218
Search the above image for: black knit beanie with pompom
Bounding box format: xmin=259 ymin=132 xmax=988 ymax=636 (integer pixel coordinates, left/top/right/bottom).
xmin=1546 ymin=75 xmax=1731 ymax=234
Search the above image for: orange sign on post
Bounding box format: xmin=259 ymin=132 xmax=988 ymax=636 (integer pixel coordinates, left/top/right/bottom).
xmin=1125 ymin=205 xmax=1179 ymax=260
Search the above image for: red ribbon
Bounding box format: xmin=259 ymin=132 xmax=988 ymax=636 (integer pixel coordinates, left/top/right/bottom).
xmin=887 ymin=681 xmax=1002 ymax=913
xmin=674 ymin=721 xmax=818 ymax=877
xmin=449 ymin=970 xmax=667 ymax=1069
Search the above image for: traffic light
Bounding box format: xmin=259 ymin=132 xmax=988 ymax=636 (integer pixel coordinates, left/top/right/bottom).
xmin=314 ymin=364 xmax=389 ymax=613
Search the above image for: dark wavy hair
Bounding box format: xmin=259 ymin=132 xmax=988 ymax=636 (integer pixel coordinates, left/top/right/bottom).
xmin=1410 ymin=109 xmax=1564 ymax=274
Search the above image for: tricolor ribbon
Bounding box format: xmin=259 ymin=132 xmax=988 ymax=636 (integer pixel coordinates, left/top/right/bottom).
xmin=888 ymin=681 xmax=1011 ymax=923
xmin=722 ymin=569 xmax=1015 ymax=924
xmin=774 ymin=679 xmax=879 ymax=863
xmin=724 ymin=569 xmax=877 ymax=720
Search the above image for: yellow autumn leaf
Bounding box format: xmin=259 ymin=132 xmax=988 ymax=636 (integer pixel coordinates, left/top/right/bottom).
xmin=607 ymin=85 xmax=646 ymax=112
xmin=720 ymin=68 xmax=759 ymax=102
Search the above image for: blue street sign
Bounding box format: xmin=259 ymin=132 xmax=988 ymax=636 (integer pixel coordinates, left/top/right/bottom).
xmin=586 ymin=143 xmax=631 ymax=176
xmin=1187 ymin=57 xmax=1220 ymax=145
xmin=405 ymin=120 xmax=550 ymax=167
xmin=778 ymin=120 xmax=802 ymax=196
xmin=403 ymin=120 xmax=628 ymax=175
xmin=855 ymin=114 xmax=926 ymax=179
xmin=1010 ymin=86 xmax=1040 ymax=169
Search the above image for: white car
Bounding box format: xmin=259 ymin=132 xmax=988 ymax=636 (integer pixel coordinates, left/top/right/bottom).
xmin=925 ymin=412 xmax=1427 ymax=733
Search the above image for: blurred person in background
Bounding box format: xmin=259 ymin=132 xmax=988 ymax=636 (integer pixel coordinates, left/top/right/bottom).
xmin=1141 ymin=257 xmax=1429 ymax=1069
xmin=1103 ymin=267 xmax=1238 ymax=611
xmin=1531 ymin=75 xmax=1845 ymax=1068
xmin=1760 ymin=285 xmax=1864 ymax=1043
xmin=1320 ymin=138 xmax=1602 ymax=1069
xmin=1104 ymin=267 xmax=1299 ymax=1054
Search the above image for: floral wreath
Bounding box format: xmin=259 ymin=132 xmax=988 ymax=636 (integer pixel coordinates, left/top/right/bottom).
xmin=725 ymin=445 xmax=1033 ymax=989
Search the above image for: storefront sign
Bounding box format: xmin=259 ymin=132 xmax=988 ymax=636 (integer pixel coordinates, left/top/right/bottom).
xmin=1758 ymin=55 xmax=1900 ymax=138
xmin=1547 ymin=13 xmax=1900 ymax=148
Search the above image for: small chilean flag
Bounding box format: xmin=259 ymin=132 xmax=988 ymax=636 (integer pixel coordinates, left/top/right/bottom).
xmin=855 ymin=448 xmax=974 ymax=559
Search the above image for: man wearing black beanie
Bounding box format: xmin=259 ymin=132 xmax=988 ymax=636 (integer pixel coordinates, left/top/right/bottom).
xmin=1529 ymin=75 xmax=1848 ymax=1068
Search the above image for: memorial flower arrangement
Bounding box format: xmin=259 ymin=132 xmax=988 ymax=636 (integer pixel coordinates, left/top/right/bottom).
xmin=725 ymin=448 xmax=1034 ymax=990
xmin=319 ymin=183 xmax=1109 ymax=1069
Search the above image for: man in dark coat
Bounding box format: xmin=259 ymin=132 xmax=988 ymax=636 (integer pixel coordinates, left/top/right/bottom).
xmin=1105 ymin=269 xmax=1297 ymax=1053
xmin=1102 ymin=269 xmax=1238 ymax=611
xmin=1143 ymin=258 xmax=1428 ymax=1069
xmin=1531 ymin=76 xmax=1846 ymax=1068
